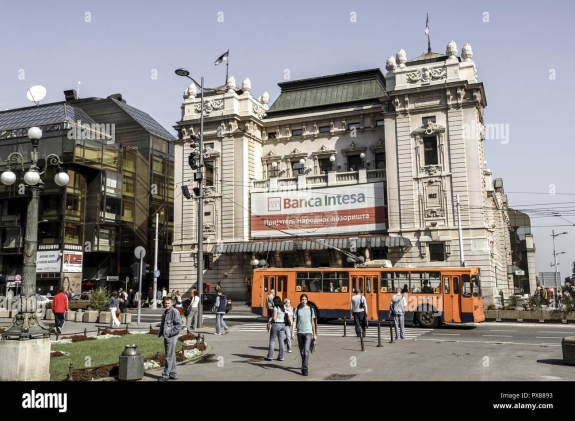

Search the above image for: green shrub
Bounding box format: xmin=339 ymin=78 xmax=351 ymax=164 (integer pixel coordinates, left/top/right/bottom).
xmin=89 ymin=288 xmax=110 ymax=312
xmin=508 ymin=295 xmax=521 ymax=308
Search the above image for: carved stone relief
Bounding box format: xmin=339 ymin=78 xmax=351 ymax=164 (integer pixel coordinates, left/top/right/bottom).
xmin=406 ymin=67 xmax=447 ymax=84
xmin=194 ymin=99 xmax=224 ymax=114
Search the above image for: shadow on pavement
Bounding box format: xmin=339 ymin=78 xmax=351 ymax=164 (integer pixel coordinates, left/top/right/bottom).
xmin=537 ymin=358 xmax=567 ymax=366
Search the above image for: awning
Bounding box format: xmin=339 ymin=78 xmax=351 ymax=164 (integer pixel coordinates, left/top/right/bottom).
xmin=210 ymin=236 xmax=412 ymax=254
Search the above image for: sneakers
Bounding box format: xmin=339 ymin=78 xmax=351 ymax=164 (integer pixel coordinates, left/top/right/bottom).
xmin=56 ymin=327 xmax=61 ymax=334
xmin=287 ymin=350 xmax=292 ymax=353
xmin=214 ymin=332 xmax=221 ymax=335
xmin=158 ymin=377 xmax=169 ymax=382
xmin=224 ymin=328 xmax=229 ymax=334
xmin=168 ymin=376 xmax=178 ymax=380
xmin=277 ymin=358 xmax=284 ymax=361
xmin=302 ymin=369 xmax=308 ymax=376
xmin=264 ymin=358 xmax=272 ymax=361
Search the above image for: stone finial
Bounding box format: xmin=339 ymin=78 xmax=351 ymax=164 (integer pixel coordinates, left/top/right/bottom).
xmin=242 ymin=78 xmax=251 ymax=92
xmin=462 ymin=43 xmax=473 ymax=61
xmin=226 ymin=76 xmax=236 ymax=92
xmin=183 ymin=83 xmax=196 ymax=99
xmin=385 ymin=56 xmax=397 ymax=72
xmin=446 ymin=40 xmax=458 ymax=59
xmin=261 ymin=91 xmax=269 ymax=105
xmin=396 ymin=49 xmax=407 ymax=68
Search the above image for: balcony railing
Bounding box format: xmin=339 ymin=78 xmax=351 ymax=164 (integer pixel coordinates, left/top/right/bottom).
xmin=251 ymin=168 xmax=385 ymax=191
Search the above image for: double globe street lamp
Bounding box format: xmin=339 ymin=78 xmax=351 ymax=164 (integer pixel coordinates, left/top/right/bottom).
xmin=1 ymin=127 xmax=69 ymax=340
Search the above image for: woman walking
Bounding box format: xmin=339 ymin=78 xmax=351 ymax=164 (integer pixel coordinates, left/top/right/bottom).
xmin=265 ymin=296 xmax=286 ymax=361
xmin=108 ymin=291 xmax=121 ymax=328
xmin=174 ymin=290 xmax=183 ymax=315
xmin=291 ymin=294 xmax=317 ymax=376
xmin=283 ymin=298 xmax=294 ymax=353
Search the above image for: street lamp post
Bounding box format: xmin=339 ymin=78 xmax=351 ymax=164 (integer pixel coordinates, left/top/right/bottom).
xmin=175 ymin=69 xmax=226 ymax=328
xmin=0 ymin=127 xmax=69 ymax=340
xmin=551 ymin=230 xmax=567 ymax=289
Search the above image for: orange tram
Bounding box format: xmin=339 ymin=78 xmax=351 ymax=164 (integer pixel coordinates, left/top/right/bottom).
xmin=251 ymin=266 xmax=485 ymax=328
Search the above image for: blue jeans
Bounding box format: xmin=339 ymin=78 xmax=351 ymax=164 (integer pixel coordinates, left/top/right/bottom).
xmin=284 ymin=325 xmax=292 ymax=351
xmin=267 ymin=322 xmax=285 ymax=360
xmin=297 ymin=333 xmax=313 ymax=370
xmin=393 ymin=314 xmax=405 ymax=339
xmin=216 ymin=313 xmax=228 ymax=334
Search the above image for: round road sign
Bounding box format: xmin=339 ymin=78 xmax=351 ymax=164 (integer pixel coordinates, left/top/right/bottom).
xmin=134 ymin=246 xmax=146 ymax=259
xmin=154 ymin=270 xmax=160 ymax=278
xmin=15 ymin=274 xmax=22 ymax=281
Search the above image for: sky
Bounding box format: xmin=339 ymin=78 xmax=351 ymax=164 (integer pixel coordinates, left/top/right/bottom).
xmin=1 ymin=0 xmax=574 ymax=280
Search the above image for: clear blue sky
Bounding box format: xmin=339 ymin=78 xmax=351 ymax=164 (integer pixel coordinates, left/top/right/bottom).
xmin=2 ymin=0 xmax=574 ymax=279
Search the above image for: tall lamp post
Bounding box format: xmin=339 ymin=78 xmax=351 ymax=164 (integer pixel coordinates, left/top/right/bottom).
xmin=551 ymin=230 xmax=567 ymax=289
xmin=0 ymin=127 xmax=69 ymax=339
xmin=175 ymin=68 xmax=225 ymax=328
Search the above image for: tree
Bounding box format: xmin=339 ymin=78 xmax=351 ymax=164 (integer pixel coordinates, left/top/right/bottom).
xmin=89 ymin=287 xmax=110 ymax=313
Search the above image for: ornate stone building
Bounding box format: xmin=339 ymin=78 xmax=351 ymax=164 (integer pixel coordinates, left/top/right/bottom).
xmin=170 ymin=40 xmax=515 ymax=305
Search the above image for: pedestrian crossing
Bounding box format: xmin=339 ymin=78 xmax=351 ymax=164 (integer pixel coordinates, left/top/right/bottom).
xmin=233 ymin=323 xmax=433 ymax=339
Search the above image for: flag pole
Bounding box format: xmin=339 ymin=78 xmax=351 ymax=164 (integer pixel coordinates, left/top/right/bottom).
xmin=226 ymin=53 xmax=229 ymax=86
xmin=428 ymin=33 xmax=431 ymax=54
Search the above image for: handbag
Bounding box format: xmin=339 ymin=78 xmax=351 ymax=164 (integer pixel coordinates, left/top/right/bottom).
xmin=284 ymin=312 xmax=291 ymax=326
xmin=116 ymin=308 xmax=121 ymax=317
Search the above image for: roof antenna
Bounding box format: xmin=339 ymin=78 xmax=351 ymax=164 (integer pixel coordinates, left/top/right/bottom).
xmin=26 ymin=85 xmax=47 ymax=106
xmin=425 ymin=13 xmax=431 ymax=54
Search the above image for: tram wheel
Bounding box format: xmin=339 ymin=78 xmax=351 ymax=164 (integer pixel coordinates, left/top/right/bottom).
xmin=416 ymin=311 xmax=439 ymax=328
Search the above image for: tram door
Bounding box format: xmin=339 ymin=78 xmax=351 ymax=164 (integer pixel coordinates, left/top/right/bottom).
xmin=350 ymin=273 xmax=378 ymax=320
xmin=442 ymin=276 xmax=461 ymax=323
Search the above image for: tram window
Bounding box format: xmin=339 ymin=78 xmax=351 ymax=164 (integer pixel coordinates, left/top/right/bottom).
xmin=296 ymin=272 xmax=312 ymax=292
xmin=471 ymin=275 xmax=481 ymax=297
xmin=453 ymin=277 xmax=459 ymax=294
xmin=462 ymin=274 xmax=472 ymax=297
xmin=373 ymin=277 xmax=378 ymax=292
xmin=264 ymin=277 xmax=268 ymax=292
xmin=428 ymin=273 xmax=441 ymax=293
xmin=352 ymin=277 xmax=357 ymax=293
xmin=380 ymin=272 xmax=395 ymax=293
xmin=366 ymin=277 xmax=371 ymax=293
xmin=270 ymin=277 xmax=275 ymax=292
xmin=323 ymin=272 xmax=349 ymax=292
xmin=277 ymin=276 xmax=286 ymax=292
xmin=444 ymin=277 xmax=450 ymax=294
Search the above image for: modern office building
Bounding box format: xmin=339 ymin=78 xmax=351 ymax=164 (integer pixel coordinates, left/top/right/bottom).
xmin=0 ymin=91 xmax=174 ymax=296
xmin=171 ymin=40 xmax=520 ymax=305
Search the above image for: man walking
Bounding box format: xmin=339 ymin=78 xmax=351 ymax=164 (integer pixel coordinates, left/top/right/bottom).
xmin=390 ymin=287 xmax=407 ymax=340
xmin=52 ymin=287 xmax=68 ymax=334
xmin=214 ymin=289 xmax=229 ymax=335
xmin=350 ymin=287 xmax=367 ymax=337
xmin=266 ymin=289 xmax=275 ymax=318
xmin=147 ymin=286 xmax=153 ymax=308
xmin=186 ymin=289 xmax=200 ymax=330
xmin=157 ymin=296 xmax=182 ymax=381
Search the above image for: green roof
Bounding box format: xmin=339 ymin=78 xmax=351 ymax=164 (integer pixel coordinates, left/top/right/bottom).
xmin=267 ymin=69 xmax=386 ymax=115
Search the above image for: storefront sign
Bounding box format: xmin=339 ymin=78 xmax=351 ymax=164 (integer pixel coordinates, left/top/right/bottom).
xmin=250 ymin=182 xmax=386 ymax=238
xmin=36 ymin=250 xmax=62 ymax=273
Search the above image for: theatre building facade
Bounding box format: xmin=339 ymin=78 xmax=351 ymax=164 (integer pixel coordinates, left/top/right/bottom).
xmin=170 ymin=41 xmax=513 ymax=305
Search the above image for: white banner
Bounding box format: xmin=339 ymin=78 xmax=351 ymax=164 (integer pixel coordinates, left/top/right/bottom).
xmin=62 ymin=251 xmax=83 ymax=273
xmin=36 ymin=250 xmax=62 ymax=273
xmin=250 ymin=182 xmax=386 ymax=238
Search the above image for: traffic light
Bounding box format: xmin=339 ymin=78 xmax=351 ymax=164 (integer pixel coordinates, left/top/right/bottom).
xmin=188 ymin=152 xmax=199 ymax=170
xmin=181 ymin=185 xmax=192 ymax=199
xmin=131 ymin=262 xmax=140 ymax=281
xmin=145 ymin=264 xmax=150 ymax=275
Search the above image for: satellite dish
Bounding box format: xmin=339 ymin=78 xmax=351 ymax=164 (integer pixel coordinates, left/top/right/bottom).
xmin=27 ymin=85 xmax=47 ymax=105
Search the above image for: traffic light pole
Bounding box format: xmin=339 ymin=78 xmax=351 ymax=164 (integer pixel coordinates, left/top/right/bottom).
xmin=153 ymin=212 xmax=159 ymax=309
xmin=137 ymin=250 xmax=144 ymax=326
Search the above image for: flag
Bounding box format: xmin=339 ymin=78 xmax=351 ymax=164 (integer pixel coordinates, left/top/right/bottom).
xmin=214 ymin=50 xmax=229 ymax=66
xmin=425 ymin=14 xmax=429 ymax=35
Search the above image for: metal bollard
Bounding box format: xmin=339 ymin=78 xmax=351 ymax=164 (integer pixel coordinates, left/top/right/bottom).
xmin=377 ymin=322 xmax=383 ymax=347
xmin=360 ymin=334 xmax=365 ymax=352
xmin=389 ymin=320 xmax=395 ymax=343
xmin=84 ymin=328 xmax=87 ymax=338
xmin=342 ymin=317 xmax=347 ymax=337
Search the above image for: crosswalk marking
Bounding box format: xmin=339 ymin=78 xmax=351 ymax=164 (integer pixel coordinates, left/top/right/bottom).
xmin=233 ymin=323 xmax=432 ymax=338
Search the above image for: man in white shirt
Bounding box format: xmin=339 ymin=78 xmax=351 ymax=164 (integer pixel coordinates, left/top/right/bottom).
xmin=390 ymin=288 xmax=407 ymax=340
xmin=350 ymin=288 xmax=367 ymax=337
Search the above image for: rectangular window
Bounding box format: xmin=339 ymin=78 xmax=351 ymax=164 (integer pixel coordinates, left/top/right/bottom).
xmin=292 ymin=162 xmax=304 ymax=175
xmin=347 ymin=155 xmax=362 ymax=172
xmin=266 ymin=162 xmax=278 ymax=178
xmin=322 ymin=272 xmax=349 ymax=292
xmin=205 ymin=161 xmax=214 ymax=186
xmin=422 ymin=116 xmax=436 ymax=125
xmin=375 ymin=153 xmax=386 ymax=170
xmin=319 ymin=126 xmax=330 ymax=133
xmin=311 ymin=251 xmax=330 ymax=268
xmin=292 ymin=129 xmax=303 ymax=136
xmin=424 ymin=137 xmax=438 ymax=165
xmin=429 ymin=243 xmax=445 ymax=261
xmin=380 ymin=272 xmax=395 ymax=293
xmin=318 ymin=158 xmax=331 ymax=174
xmin=348 ymin=123 xmax=360 ymax=131
xmin=268 ymin=132 xmax=277 ymax=139
xmin=296 ymin=272 xmax=320 ymax=292
xmin=376 ymin=120 xmax=385 ymax=126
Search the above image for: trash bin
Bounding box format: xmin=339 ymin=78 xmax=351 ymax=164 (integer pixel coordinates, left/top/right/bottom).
xmin=562 ymin=336 xmax=575 ymax=365
xmin=118 ymin=345 xmax=144 ymax=381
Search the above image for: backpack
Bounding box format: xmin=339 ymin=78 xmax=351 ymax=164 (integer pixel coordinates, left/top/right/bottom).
xmin=183 ymin=298 xmax=192 ymax=316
